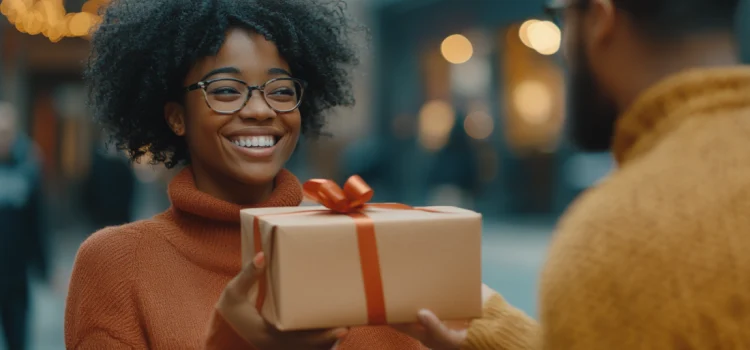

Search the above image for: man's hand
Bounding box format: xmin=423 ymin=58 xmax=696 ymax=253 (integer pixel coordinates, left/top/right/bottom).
xmin=392 ymin=284 xmax=498 ymax=349
xmin=392 ymin=311 xmax=469 ymax=350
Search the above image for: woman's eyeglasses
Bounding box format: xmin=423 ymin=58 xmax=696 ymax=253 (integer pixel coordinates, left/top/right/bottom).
xmin=185 ymin=77 xmax=307 ymax=114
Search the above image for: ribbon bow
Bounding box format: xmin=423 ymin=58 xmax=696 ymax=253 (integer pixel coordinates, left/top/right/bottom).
xmin=303 ymin=175 xmax=374 ymax=213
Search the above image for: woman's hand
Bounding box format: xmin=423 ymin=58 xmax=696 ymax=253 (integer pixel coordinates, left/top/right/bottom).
xmin=216 ymin=253 xmax=349 ymax=350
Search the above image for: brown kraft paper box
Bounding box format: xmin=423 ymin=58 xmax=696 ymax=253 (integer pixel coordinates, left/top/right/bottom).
xmin=240 ymin=205 xmax=483 ymax=331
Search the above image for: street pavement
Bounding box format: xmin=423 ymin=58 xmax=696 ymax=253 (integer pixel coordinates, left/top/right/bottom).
xmin=2 ymin=221 xmax=553 ymax=350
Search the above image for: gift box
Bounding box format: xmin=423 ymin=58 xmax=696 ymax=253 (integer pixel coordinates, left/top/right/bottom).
xmin=240 ymin=176 xmax=483 ymax=331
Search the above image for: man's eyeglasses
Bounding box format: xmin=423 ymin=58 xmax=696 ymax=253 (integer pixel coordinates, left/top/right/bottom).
xmin=185 ymin=77 xmax=307 ymax=114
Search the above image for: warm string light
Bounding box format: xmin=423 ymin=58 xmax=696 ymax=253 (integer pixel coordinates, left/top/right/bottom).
xmin=0 ymin=0 xmax=106 ymax=42
xmin=519 ymin=19 xmax=561 ymax=56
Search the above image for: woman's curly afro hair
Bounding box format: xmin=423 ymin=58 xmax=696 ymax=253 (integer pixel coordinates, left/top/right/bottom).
xmin=87 ymin=0 xmax=362 ymax=168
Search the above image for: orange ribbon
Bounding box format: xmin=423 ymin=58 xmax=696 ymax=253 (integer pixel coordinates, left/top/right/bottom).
xmin=302 ymin=175 xmax=374 ymax=213
xmin=254 ymin=176 xmax=404 ymax=326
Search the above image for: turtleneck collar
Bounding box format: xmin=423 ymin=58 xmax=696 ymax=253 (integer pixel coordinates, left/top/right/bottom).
xmin=613 ymin=66 xmax=750 ymax=166
xmin=169 ymin=167 xmax=303 ymax=223
xmin=158 ymin=167 xmax=302 ymax=274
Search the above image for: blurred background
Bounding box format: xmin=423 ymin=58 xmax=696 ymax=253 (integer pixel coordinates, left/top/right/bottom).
xmin=0 ymin=0 xmax=748 ymax=348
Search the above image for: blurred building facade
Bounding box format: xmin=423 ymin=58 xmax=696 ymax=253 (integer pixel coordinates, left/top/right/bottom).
xmin=360 ymin=0 xmax=750 ymax=220
xmin=0 ymin=0 xmax=749 ymax=230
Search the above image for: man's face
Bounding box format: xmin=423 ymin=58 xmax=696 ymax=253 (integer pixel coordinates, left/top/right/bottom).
xmin=0 ymin=104 xmax=18 ymax=160
xmin=560 ymin=1 xmax=620 ymax=152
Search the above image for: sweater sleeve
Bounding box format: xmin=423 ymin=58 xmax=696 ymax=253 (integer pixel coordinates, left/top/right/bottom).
xmin=65 ymin=227 xmax=146 ymax=349
xmin=462 ymin=293 xmax=540 ymax=350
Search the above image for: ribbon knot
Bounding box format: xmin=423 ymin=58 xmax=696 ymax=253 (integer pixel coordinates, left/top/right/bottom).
xmin=303 ymin=175 xmax=374 ymax=213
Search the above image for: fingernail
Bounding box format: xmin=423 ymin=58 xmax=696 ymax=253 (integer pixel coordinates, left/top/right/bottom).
xmin=253 ymin=252 xmax=265 ymax=268
xmin=417 ymin=309 xmax=431 ymax=323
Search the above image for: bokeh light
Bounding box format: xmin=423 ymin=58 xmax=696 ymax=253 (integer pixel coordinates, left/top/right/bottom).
xmin=519 ymin=19 xmax=562 ymax=56
xmin=418 ymin=100 xmax=456 ymax=151
xmin=0 ymin=0 xmax=104 ymax=42
xmin=464 ymin=110 xmax=494 ymax=140
xmin=69 ymin=12 xmax=97 ymax=36
xmin=441 ymin=34 xmax=474 ymax=64
xmin=518 ymin=19 xmax=539 ymax=48
xmin=528 ymin=21 xmax=561 ymax=55
xmin=513 ymin=80 xmax=553 ymax=125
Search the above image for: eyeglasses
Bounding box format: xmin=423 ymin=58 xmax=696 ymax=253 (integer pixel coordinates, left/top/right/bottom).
xmin=543 ymin=0 xmax=589 ymax=25
xmin=185 ymin=77 xmax=307 ymax=114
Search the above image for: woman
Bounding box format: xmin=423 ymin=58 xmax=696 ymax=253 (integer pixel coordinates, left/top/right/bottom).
xmin=64 ymin=0 xmax=425 ymax=348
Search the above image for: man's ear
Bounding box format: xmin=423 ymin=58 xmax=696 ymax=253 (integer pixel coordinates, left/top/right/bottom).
xmin=588 ymin=0 xmax=617 ymax=47
xmin=165 ymin=102 xmax=186 ymax=136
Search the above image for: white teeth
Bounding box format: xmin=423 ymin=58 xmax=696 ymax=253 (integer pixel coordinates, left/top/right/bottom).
xmin=231 ymin=136 xmax=277 ymax=149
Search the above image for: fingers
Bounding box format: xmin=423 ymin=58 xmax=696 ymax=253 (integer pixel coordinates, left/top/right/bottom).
xmin=271 ymin=327 xmax=348 ymax=345
xmin=481 ymin=283 xmax=498 ymax=305
xmin=226 ymin=252 xmax=265 ymax=301
xmin=263 ymin=327 xmax=347 ymax=350
xmin=418 ymin=309 xmax=467 ymax=347
xmin=391 ymin=311 xmax=467 ymax=350
xmin=418 ymin=309 xmax=447 ymax=336
xmin=302 ymin=327 xmax=349 ymax=345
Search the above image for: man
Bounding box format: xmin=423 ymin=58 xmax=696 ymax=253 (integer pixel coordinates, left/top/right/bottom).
xmin=0 ymin=102 xmax=48 ymax=350
xmin=395 ymin=0 xmax=750 ymax=348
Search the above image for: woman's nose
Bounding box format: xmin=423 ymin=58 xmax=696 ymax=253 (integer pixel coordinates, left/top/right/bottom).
xmin=238 ymin=90 xmax=276 ymax=121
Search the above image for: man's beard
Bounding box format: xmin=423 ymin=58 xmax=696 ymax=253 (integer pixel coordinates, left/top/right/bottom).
xmin=566 ymin=39 xmax=620 ymax=152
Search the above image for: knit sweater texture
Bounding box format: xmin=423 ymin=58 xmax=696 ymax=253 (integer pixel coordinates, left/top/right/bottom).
xmin=463 ymin=67 xmax=750 ymax=349
xmin=64 ymin=168 xmax=424 ymax=349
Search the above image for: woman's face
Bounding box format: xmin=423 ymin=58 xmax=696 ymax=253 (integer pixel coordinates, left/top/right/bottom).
xmin=168 ymin=28 xmax=302 ymax=192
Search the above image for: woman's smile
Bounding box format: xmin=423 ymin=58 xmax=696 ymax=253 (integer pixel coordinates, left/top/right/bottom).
xmin=224 ymin=127 xmax=286 ymax=160
xmin=227 ymin=135 xmax=278 ymax=159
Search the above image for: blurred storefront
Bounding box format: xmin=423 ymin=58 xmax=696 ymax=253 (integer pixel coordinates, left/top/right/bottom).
xmin=3 ymin=25 xmax=92 ymax=229
xmin=363 ymin=0 xmax=573 ymax=220
xmin=1 ymin=1 xmax=150 ymax=232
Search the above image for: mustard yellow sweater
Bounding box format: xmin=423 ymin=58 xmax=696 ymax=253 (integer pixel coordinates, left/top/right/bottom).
xmin=464 ymin=67 xmax=750 ymax=350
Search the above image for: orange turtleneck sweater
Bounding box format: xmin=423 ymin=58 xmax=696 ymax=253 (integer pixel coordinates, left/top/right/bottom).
xmin=462 ymin=67 xmax=750 ymax=349
xmin=64 ymin=168 xmax=424 ymax=349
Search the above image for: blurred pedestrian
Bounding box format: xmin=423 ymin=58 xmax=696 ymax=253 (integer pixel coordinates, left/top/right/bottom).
xmin=0 ymin=101 xmax=48 ymax=350
xmin=82 ymin=130 xmax=135 ymax=230
xmin=395 ymin=0 xmax=750 ymax=348
xmin=428 ymin=117 xmax=480 ymax=203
